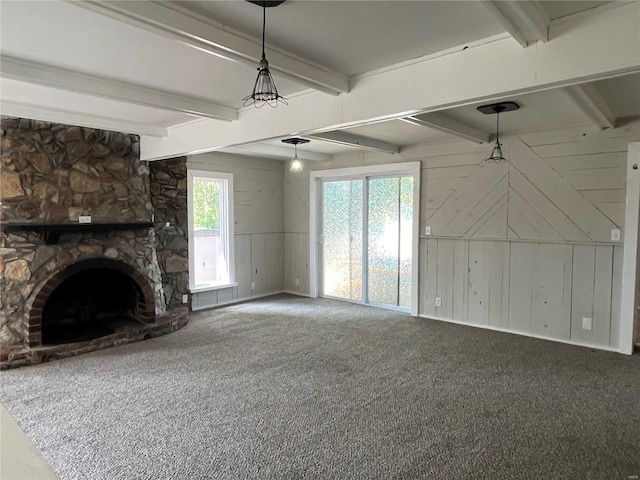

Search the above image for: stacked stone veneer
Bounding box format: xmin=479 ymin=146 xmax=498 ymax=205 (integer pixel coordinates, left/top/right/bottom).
xmin=149 ymin=157 xmax=189 ymax=308
xmin=0 ymin=117 xmax=168 ymax=348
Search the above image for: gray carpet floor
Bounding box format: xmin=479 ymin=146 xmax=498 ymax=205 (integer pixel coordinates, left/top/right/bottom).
xmin=1 ymin=293 xmax=639 ymax=480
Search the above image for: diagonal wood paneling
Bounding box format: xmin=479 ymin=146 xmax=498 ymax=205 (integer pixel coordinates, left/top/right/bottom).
xmin=509 ymin=137 xmax=619 ymax=242
xmin=427 ymin=161 xmax=508 ymax=237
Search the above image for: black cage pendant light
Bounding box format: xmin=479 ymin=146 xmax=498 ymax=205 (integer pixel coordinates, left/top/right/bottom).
xmin=477 ymin=101 xmax=520 ymax=163
xmin=242 ymin=1 xmax=288 ymax=108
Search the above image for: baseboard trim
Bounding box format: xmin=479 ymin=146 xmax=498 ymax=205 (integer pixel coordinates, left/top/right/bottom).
xmin=417 ymin=314 xmax=622 ymax=354
xmin=281 ymin=290 xmax=311 ymax=298
xmin=191 ymin=291 xmax=285 ymax=311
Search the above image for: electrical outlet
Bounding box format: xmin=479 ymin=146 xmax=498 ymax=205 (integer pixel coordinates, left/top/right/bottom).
xmin=425 ymin=226 xmax=431 ymax=236
xmin=295 ymin=278 xmax=300 ymax=286
xmin=79 ymin=215 xmax=91 ymax=224
xmin=611 ymin=229 xmax=621 ymax=242
xmin=251 ymin=282 xmax=256 ymax=290
xmin=435 ymin=297 xmax=442 ymax=307
xmin=582 ymin=317 xmax=592 ymax=331
xmin=182 ymin=294 xmax=188 ymax=304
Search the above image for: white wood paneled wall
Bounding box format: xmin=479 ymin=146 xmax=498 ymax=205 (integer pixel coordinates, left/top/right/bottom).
xmin=188 ymin=153 xmax=285 ymax=310
xmin=283 ymin=120 xmax=639 ymax=352
xmin=420 ymin=238 xmax=622 ymax=348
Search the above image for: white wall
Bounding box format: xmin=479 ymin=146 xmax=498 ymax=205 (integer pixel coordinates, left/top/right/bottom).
xmin=188 ymin=152 xmax=284 ymax=309
xmin=285 ymin=120 xmax=640 ymax=351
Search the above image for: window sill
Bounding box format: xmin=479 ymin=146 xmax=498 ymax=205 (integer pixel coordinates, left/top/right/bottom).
xmin=190 ymin=283 xmax=238 ymax=294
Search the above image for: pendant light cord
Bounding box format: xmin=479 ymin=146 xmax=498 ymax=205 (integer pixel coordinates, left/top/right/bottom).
xmin=496 ymin=111 xmax=500 ymax=144
xmin=262 ymin=1 xmax=266 ymax=58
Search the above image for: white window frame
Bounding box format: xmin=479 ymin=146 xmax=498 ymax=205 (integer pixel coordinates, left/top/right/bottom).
xmin=187 ymin=169 xmax=236 ymax=293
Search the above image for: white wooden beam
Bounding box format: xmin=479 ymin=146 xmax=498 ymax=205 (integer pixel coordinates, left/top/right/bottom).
xmin=480 ymin=1 xmax=549 ymax=47
xmin=401 ymin=113 xmax=490 ymax=144
xmin=70 ymin=0 xmax=349 ymax=96
xmin=0 ymin=55 xmax=237 ymax=122
xmin=0 ymin=101 xmax=168 ymax=137
xmin=562 ymin=84 xmax=616 ymax=130
xmin=140 ymin=2 xmax=640 ymax=161
xmin=308 ymin=131 xmax=400 ymax=154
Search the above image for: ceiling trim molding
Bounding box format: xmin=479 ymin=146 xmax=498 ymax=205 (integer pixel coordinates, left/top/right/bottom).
xmin=480 ymin=0 xmax=549 ymax=47
xmin=401 ymin=113 xmax=489 ymax=144
xmin=562 ymin=84 xmax=616 ymax=130
xmin=308 ymin=131 xmax=400 ymax=154
xmin=0 ymin=101 xmax=168 ymax=137
xmin=0 ymin=55 xmax=238 ymax=122
xmin=69 ymin=0 xmax=349 ymax=96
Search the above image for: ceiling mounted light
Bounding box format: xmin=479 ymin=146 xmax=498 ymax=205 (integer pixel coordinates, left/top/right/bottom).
xmin=477 ymin=101 xmax=520 ymax=163
xmin=242 ymin=1 xmax=288 ymax=108
xmin=282 ymin=138 xmax=309 ymax=172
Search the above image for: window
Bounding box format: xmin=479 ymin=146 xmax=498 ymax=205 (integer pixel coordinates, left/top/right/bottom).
xmin=187 ymin=170 xmax=235 ymax=291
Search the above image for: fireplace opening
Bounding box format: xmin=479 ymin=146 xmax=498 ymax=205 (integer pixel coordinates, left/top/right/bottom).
xmin=42 ymin=267 xmax=144 ymax=345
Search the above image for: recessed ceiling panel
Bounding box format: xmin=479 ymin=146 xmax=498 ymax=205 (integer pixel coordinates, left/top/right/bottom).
xmin=176 ymin=0 xmax=506 ymax=76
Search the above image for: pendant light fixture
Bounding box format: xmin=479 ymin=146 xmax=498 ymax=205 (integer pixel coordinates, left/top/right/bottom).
xmin=477 ymin=101 xmax=520 ymax=163
xmin=282 ymin=138 xmax=309 ymax=172
xmin=242 ymin=1 xmax=288 ymax=108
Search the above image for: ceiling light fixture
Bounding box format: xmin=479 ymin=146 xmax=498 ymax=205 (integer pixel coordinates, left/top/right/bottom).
xmin=242 ymin=1 xmax=288 ymax=108
xmin=477 ymin=101 xmax=520 ymax=163
xmin=282 ymin=138 xmax=309 ymax=172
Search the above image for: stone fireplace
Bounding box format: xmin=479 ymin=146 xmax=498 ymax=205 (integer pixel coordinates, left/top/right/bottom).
xmin=0 ymin=117 xmax=189 ymax=368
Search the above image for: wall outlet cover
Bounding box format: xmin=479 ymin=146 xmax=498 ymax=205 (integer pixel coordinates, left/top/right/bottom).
xmin=251 ymin=282 xmax=256 ymax=290
xmin=182 ymin=294 xmax=188 ymax=304
xmin=79 ymin=216 xmax=91 ymax=224
xmin=425 ymin=226 xmax=431 ymax=236
xmin=295 ymin=278 xmax=300 ymax=286
xmin=435 ymin=297 xmax=442 ymax=307
xmin=611 ymin=229 xmax=621 ymax=242
xmin=582 ymin=317 xmax=592 ymax=331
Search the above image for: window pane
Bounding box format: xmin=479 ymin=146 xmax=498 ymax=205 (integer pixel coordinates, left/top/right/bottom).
xmin=322 ymin=179 xmax=363 ymax=301
xmin=192 ymin=176 xmax=229 ymax=287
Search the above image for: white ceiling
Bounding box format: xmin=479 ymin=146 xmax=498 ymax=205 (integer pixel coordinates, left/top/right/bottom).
xmin=1 ymin=0 xmax=639 ymax=162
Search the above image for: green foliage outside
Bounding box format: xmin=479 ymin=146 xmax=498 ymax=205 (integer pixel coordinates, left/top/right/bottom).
xmin=193 ymin=179 xmax=220 ymax=230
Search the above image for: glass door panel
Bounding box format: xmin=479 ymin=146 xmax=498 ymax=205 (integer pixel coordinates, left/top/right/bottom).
xmin=321 ymin=179 xmax=363 ymax=301
xmin=367 ymin=177 xmax=400 ymax=306
xmin=367 ymin=176 xmax=413 ymax=309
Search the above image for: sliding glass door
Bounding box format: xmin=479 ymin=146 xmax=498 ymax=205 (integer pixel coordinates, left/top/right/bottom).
xmin=320 ymin=174 xmax=414 ymax=311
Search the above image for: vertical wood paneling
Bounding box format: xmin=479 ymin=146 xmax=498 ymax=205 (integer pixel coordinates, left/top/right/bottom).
xmin=418 ymin=238 xmax=429 ymax=316
xmin=571 ymin=245 xmax=596 ymax=342
xmin=593 ymin=245 xmax=613 ymax=345
xmin=467 ymin=241 xmax=509 ymax=327
xmin=251 ymin=233 xmax=266 ymax=295
xmin=509 ymin=242 xmax=536 ymax=333
xmin=284 ymin=233 xmax=292 ymax=291
xmin=452 ymin=240 xmax=468 ymax=322
xmin=266 ymin=233 xmax=284 ymax=293
xmin=235 ymin=234 xmax=252 ymax=300
xmin=436 ymin=240 xmax=454 ymax=318
xmin=530 ymin=244 xmax=572 ymax=340
xmin=297 ymin=233 xmax=310 ymax=295
xmin=426 ymin=238 xmax=438 ymax=318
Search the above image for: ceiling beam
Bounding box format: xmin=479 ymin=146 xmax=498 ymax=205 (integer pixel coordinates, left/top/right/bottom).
xmin=221 ymin=143 xmax=332 ymax=162
xmin=1 ymin=101 xmax=168 ymax=137
xmin=480 ymin=1 xmax=549 ymax=47
xmin=562 ymin=84 xmax=616 ymax=130
xmin=0 ymin=55 xmax=237 ymax=122
xmin=308 ymin=131 xmax=400 ymax=154
xmin=401 ymin=113 xmax=489 ymax=144
xmin=70 ymin=0 xmax=349 ymax=96
xmin=139 ymin=2 xmax=640 ymax=160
